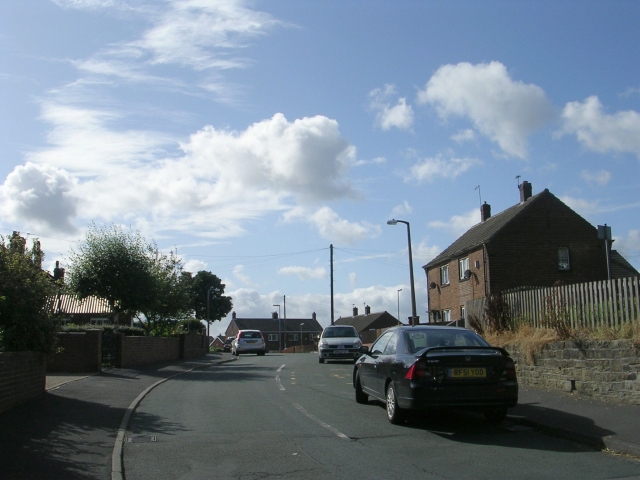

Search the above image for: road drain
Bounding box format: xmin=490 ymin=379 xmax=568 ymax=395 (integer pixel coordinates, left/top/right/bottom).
xmin=127 ymin=435 xmax=157 ymax=443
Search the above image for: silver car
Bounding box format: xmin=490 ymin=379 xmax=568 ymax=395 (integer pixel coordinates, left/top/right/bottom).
xmin=232 ymin=330 xmax=266 ymax=356
xmin=318 ymin=325 xmax=363 ymax=363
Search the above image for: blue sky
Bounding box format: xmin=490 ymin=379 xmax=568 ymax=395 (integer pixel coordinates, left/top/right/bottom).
xmin=2 ymin=1 xmax=639 ymax=336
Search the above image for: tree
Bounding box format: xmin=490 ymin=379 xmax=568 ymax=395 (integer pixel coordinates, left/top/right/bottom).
xmin=0 ymin=232 xmax=58 ymax=353
xmin=190 ymin=271 xmax=233 ymax=327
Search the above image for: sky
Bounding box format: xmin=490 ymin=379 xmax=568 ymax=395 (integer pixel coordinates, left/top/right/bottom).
xmin=2 ymin=0 xmax=640 ymax=338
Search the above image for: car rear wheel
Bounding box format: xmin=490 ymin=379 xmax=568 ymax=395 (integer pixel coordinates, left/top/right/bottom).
xmin=386 ymin=383 xmax=404 ymax=425
xmin=484 ymin=406 xmax=507 ymax=424
xmin=354 ymin=373 xmax=368 ymax=404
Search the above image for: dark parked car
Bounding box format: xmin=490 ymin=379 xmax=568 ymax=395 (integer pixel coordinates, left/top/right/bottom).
xmin=353 ymin=325 xmax=517 ymax=424
xmin=223 ymin=338 xmax=233 ymax=352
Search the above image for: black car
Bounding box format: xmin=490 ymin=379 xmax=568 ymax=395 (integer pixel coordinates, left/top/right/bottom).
xmin=353 ymin=325 xmax=517 ymax=425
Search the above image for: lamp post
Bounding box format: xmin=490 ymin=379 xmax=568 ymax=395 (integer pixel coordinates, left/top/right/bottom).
xmin=273 ymin=304 xmax=281 ymax=352
xmin=397 ymin=288 xmax=402 ymax=325
xmin=300 ymin=323 xmax=304 ymax=348
xmin=387 ymin=219 xmax=418 ymax=325
xmin=206 ymin=287 xmax=220 ymax=338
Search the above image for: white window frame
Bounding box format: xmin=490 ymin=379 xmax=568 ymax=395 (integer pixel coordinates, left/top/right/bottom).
xmin=460 ymin=305 xmax=466 ymax=319
xmin=459 ymin=257 xmax=469 ymax=280
xmin=268 ymin=334 xmax=278 ymax=342
xmin=558 ymin=247 xmax=570 ymax=271
xmin=440 ymin=265 xmax=450 ymax=285
xmin=442 ymin=309 xmax=451 ymax=323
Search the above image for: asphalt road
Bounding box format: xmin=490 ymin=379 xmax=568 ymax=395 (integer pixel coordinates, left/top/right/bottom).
xmin=123 ymin=353 xmax=640 ymax=480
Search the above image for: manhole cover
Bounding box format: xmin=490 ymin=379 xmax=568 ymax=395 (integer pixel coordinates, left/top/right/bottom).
xmin=127 ymin=435 xmax=157 ymax=443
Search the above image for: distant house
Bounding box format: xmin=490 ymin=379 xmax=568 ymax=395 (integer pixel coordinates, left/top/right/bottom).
xmin=51 ymin=294 xmax=127 ymax=326
xmin=210 ymin=336 xmax=225 ymax=349
xmin=335 ymin=306 xmax=400 ymax=344
xmin=225 ymin=311 xmax=323 ymax=352
xmin=423 ymin=181 xmax=639 ymax=324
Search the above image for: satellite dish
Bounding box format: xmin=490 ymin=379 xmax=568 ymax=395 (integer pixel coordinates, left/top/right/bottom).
xmin=464 ymin=269 xmax=472 ymax=280
xmin=429 ymin=282 xmax=437 ymax=289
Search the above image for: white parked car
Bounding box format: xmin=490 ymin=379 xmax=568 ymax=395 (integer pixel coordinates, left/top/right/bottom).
xmin=318 ymin=325 xmax=363 ymax=363
xmin=232 ymin=330 xmax=266 ymax=356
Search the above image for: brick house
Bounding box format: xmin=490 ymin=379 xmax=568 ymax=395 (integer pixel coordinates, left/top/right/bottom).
xmin=51 ymin=294 xmax=133 ymax=326
xmin=225 ymin=311 xmax=323 ymax=352
xmin=423 ymin=181 xmax=639 ymax=324
xmin=335 ymin=306 xmax=400 ymax=344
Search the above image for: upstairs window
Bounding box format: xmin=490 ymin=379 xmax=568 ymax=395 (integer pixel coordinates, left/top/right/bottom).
xmin=440 ymin=265 xmax=450 ymax=285
xmin=459 ymin=257 xmax=470 ymax=280
xmin=558 ymin=247 xmax=570 ymax=270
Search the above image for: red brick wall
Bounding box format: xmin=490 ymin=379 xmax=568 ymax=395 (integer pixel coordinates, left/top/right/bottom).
xmin=120 ymin=337 xmax=180 ymax=367
xmin=0 ymin=351 xmax=46 ymax=414
xmin=47 ymin=330 xmax=102 ymax=373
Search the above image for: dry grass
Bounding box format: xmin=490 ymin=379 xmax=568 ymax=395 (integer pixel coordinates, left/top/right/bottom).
xmin=480 ymin=320 xmax=640 ymax=364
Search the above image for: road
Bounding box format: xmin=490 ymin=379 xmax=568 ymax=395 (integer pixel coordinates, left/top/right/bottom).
xmin=123 ymin=353 xmax=640 ymax=480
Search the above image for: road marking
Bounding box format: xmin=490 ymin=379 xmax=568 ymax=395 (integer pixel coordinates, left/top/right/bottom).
xmin=293 ymin=403 xmax=350 ymax=441
xmin=276 ymin=364 xmax=286 ymax=390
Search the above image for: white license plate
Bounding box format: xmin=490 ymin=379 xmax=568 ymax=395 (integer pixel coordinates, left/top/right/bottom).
xmin=335 ymin=349 xmax=347 ymax=354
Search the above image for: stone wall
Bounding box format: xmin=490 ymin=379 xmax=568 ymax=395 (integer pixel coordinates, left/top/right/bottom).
xmin=510 ymin=339 xmax=640 ymax=405
xmin=47 ymin=330 xmax=102 ymax=373
xmin=0 ymin=351 xmax=46 ymax=414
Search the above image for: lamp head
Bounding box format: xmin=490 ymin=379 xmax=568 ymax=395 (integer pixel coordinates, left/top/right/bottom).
xmin=387 ymin=219 xmax=398 ymax=225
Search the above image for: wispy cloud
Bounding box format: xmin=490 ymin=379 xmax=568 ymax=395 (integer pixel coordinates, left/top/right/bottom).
xmin=406 ymin=154 xmax=480 ymax=183
xmin=369 ymin=84 xmax=414 ymax=131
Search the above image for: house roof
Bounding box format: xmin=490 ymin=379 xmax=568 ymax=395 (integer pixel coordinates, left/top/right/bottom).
xmin=231 ymin=317 xmax=323 ymax=333
xmin=611 ymin=250 xmax=640 ymax=278
xmin=424 ymin=189 xmax=551 ymax=270
xmin=335 ymin=311 xmax=399 ymax=332
xmin=52 ymin=294 xmax=112 ymax=316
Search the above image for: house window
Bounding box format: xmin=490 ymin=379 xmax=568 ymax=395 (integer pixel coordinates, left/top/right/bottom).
xmin=558 ymin=247 xmax=570 ymax=270
xmin=459 ymin=257 xmax=469 ymax=280
xmin=440 ymin=265 xmax=450 ymax=285
xmin=291 ymin=334 xmax=299 ymax=341
xmin=460 ymin=306 xmax=466 ymax=319
xmin=268 ymin=334 xmax=278 ymax=342
xmin=431 ymin=310 xmax=440 ymax=322
xmin=442 ymin=309 xmax=451 ymax=323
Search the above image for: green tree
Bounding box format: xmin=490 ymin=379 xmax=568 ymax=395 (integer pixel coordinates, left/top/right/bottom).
xmin=190 ymin=271 xmax=233 ymax=328
xmin=0 ymin=232 xmax=58 ymax=353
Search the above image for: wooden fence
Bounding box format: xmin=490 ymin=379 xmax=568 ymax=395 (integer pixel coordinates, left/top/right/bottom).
xmin=466 ymin=276 xmax=640 ymax=330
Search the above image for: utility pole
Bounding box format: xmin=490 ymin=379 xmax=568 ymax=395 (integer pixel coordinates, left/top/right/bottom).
xmin=283 ymin=295 xmax=287 ymax=349
xmin=330 ymin=244 xmax=334 ymax=325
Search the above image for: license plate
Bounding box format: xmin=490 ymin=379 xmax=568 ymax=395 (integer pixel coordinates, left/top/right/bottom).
xmin=449 ymin=368 xmax=486 ymax=378
xmin=335 ymin=349 xmax=347 ymax=354
xmin=247 ymin=340 xmax=256 ymax=344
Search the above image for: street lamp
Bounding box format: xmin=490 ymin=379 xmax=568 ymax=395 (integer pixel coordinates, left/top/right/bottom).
xmin=207 ymin=287 xmax=221 ymax=339
xmin=273 ymin=304 xmax=281 ymax=352
xmin=397 ymin=288 xmax=402 ymax=325
xmin=387 ymin=219 xmax=418 ymax=325
xmin=300 ymin=323 xmax=304 ymax=348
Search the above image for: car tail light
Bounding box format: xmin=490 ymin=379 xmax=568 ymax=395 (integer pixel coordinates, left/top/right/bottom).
xmin=504 ymin=358 xmax=517 ymax=381
xmin=405 ymin=360 xmax=428 ymax=381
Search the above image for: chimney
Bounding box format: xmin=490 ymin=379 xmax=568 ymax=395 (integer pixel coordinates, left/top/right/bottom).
xmin=53 ymin=261 xmax=65 ymax=281
xmin=352 ymin=307 xmax=358 ymax=316
xmin=519 ymin=181 xmax=532 ymax=202
xmin=232 ymin=311 xmax=237 ymax=319
xmin=365 ymin=305 xmax=371 ymax=315
xmin=481 ymin=202 xmax=491 ymax=222
xmin=272 ymin=311 xmax=278 ymax=319
xmin=312 ymin=312 xmax=316 ymax=321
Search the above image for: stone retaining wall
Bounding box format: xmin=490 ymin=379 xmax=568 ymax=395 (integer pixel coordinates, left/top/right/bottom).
xmin=0 ymin=351 xmax=46 ymax=414
xmin=510 ymin=339 xmax=640 ymax=405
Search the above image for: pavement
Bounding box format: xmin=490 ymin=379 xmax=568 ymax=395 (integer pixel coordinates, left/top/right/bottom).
xmin=1 ymin=354 xmax=639 ymax=479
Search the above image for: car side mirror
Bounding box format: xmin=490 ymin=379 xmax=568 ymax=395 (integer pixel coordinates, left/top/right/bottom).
xmin=360 ymin=345 xmax=369 ymax=355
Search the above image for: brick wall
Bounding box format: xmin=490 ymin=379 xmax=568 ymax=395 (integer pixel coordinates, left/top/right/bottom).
xmin=181 ymin=332 xmax=208 ymax=359
xmin=510 ymin=340 xmax=640 ymax=405
xmin=47 ymin=330 xmax=102 ymax=373
xmin=120 ymin=336 xmax=180 ymax=367
xmin=0 ymin=351 xmax=46 ymax=414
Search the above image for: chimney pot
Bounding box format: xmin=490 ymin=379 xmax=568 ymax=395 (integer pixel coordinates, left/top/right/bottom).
xmin=353 ymin=307 xmax=358 ymax=316
xmin=365 ymin=305 xmax=371 ymax=315
xmin=481 ymin=202 xmax=491 ymax=221
xmin=272 ymin=311 xmax=278 ymax=319
xmin=519 ymin=181 xmax=532 ymax=202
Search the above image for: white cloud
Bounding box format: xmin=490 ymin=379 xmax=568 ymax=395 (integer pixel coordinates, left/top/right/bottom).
xmin=0 ymin=162 xmax=79 ymax=234
xmin=391 ymin=201 xmax=412 ymax=217
xmin=278 ymin=266 xmax=327 ymax=281
xmin=451 ymin=129 xmax=477 ymax=143
xmin=183 ymin=259 xmax=207 ymax=273
xmin=233 ymin=265 xmax=255 ymax=287
xmin=580 ymin=169 xmax=611 ymax=187
xmin=417 ymin=61 xmax=555 ymax=159
xmin=559 ymin=195 xmax=601 ymax=218
xmin=428 ymin=209 xmax=480 ymax=236
xmin=614 ymin=230 xmax=640 ymax=266
xmin=285 ymin=206 xmax=380 ymax=245
xmin=413 ymin=239 xmax=441 ymax=263
xmin=406 ymin=154 xmax=480 ymax=183
xmin=348 ymin=272 xmax=357 ymax=289
xmin=558 ymin=96 xmax=640 ymax=159
xmin=369 ymin=84 xmax=414 ymax=131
